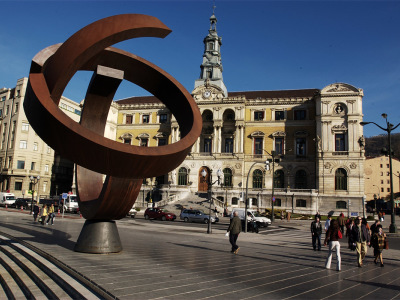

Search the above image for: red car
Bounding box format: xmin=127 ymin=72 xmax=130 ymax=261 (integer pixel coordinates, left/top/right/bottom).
xmin=144 ymin=208 xmax=176 ymax=221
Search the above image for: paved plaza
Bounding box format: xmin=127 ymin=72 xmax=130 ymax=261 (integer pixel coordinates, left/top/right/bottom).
xmin=0 ymin=209 xmax=399 ymax=299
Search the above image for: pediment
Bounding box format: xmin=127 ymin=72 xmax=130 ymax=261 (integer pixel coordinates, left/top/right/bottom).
xmin=321 ymin=83 xmax=360 ymax=94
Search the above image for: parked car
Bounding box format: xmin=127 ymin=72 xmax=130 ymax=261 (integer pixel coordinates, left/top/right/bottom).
xmin=180 ymin=209 xmax=217 ymax=224
xmin=13 ymin=198 xmax=32 ymax=209
xmin=128 ymin=207 xmax=137 ymax=218
xmin=144 ymin=208 xmax=176 ymax=221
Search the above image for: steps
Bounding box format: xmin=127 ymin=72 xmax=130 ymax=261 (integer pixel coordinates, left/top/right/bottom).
xmin=161 ymin=193 xmax=223 ymax=216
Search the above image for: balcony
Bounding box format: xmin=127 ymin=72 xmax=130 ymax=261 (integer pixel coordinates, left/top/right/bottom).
xmin=333 ymin=151 xmax=349 ymax=156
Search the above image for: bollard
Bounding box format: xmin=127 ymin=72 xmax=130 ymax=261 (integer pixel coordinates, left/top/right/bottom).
xmin=5 ymin=204 xmax=7 ymax=209
xmin=21 ymin=206 xmax=23 ymax=211
xmin=58 ymin=209 xmax=60 ymax=215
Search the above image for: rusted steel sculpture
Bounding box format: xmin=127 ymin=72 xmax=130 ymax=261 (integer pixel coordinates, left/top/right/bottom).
xmin=24 ymin=14 xmax=202 ymax=253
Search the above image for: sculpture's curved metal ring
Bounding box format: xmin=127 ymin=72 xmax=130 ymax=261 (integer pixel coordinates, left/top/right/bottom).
xmin=25 ymin=14 xmax=202 ymax=179
xmin=24 ymin=14 xmax=202 ymax=220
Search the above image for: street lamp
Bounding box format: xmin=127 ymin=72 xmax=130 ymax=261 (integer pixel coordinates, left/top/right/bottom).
xmin=361 ymin=113 xmax=400 ymax=233
xmin=244 ymin=161 xmax=269 ymax=233
xmin=372 ymin=184 xmax=380 ymax=213
xmin=29 ymin=175 xmax=40 ymax=214
xmin=201 ymin=168 xmax=223 ymax=234
xmin=263 ymin=150 xmax=280 ymax=222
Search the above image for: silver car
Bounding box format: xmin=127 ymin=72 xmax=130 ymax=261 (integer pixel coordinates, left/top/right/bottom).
xmin=180 ymin=209 xmax=217 ymax=224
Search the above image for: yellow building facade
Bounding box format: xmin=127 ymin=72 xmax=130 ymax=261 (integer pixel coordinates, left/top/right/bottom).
xmin=113 ymin=13 xmax=366 ymax=216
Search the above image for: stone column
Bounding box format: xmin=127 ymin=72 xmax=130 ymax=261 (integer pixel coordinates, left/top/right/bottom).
xmin=218 ymin=126 xmax=222 ymax=153
xmin=240 ymin=126 xmax=244 ymax=153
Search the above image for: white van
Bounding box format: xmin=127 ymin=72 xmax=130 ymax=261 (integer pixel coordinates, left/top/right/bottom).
xmin=63 ymin=194 xmax=79 ymax=213
xmin=231 ymin=208 xmax=271 ymax=227
xmin=0 ymin=192 xmax=16 ymax=207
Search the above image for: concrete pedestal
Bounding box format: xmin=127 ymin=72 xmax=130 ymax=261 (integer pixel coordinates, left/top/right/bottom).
xmin=74 ymin=220 xmax=122 ymax=253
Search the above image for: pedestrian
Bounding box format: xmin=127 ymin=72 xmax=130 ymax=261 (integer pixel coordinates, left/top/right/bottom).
xmin=337 ymin=213 xmax=346 ymax=233
xmin=286 ymin=211 xmax=291 ymax=222
xmin=370 ymin=219 xmax=381 ymax=234
xmin=378 ymin=211 xmax=383 ymax=222
xmin=324 ymin=214 xmax=332 ymax=232
xmin=40 ymin=204 xmax=48 ymax=225
xmin=362 ymin=217 xmax=370 ymax=236
xmin=346 ymin=218 xmax=356 ymax=251
xmin=371 ymin=225 xmax=386 ymax=267
xmin=226 ymin=211 xmax=241 ymax=254
xmin=350 ymin=217 xmax=370 ymax=267
xmin=33 ymin=204 xmax=40 ymax=222
xmin=46 ymin=203 xmax=55 ymax=225
xmin=324 ymin=219 xmax=341 ymax=271
xmin=311 ymin=216 xmax=322 ymax=251
xmin=315 ymin=211 xmax=321 ymax=220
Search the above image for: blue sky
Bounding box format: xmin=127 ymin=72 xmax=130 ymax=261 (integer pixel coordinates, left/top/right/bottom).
xmin=1 ymin=0 xmax=400 ymax=137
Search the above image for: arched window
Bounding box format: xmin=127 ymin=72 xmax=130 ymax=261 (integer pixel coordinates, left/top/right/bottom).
xmin=252 ymin=169 xmax=263 ymax=189
xmin=335 ymin=168 xmax=347 ymax=190
xmin=336 ymin=201 xmax=347 ymax=209
xmin=178 ymin=167 xmax=188 ymax=186
xmin=295 ymin=170 xmax=307 ymax=189
xmin=274 ymin=170 xmax=284 ymax=188
xmin=202 ymin=110 xmax=213 ymax=122
xmin=223 ymin=168 xmax=233 ymax=187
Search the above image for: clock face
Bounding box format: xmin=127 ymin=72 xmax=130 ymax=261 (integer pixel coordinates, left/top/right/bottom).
xmin=203 ymin=90 xmax=211 ymax=98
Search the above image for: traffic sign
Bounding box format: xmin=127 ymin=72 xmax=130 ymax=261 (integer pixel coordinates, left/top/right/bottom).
xmin=62 ymin=193 xmax=68 ymax=200
xmin=272 ymin=197 xmax=275 ymax=202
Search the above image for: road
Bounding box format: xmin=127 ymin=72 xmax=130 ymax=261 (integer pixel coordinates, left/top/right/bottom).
xmin=0 ymin=208 xmax=399 ymax=299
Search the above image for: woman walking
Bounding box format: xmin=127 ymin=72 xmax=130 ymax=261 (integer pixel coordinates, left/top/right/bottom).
xmin=371 ymin=225 xmax=386 ymax=267
xmin=40 ymin=204 xmax=48 ymax=225
xmin=324 ymin=219 xmax=341 ymax=271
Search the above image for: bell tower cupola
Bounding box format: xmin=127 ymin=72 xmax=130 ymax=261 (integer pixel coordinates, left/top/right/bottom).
xmin=194 ymin=8 xmax=228 ymax=97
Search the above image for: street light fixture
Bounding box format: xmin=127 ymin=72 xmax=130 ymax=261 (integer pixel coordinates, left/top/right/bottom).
xmin=263 ymin=150 xmax=280 ymax=222
xmin=29 ymin=175 xmax=40 ymax=214
xmin=372 ymin=184 xmax=380 ymax=213
xmin=201 ymin=168 xmax=223 ymax=234
xmin=244 ymin=161 xmax=269 ymax=233
xmin=360 ymin=113 xmax=400 ymax=233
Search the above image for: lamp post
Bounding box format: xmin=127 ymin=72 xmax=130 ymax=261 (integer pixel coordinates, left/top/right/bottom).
xmin=263 ymin=150 xmax=279 ymax=222
xmin=361 ymin=113 xmax=400 ymax=233
xmin=29 ymin=175 xmax=40 ymax=214
xmin=245 ymin=161 xmax=269 ymax=233
xmin=372 ymin=184 xmax=380 ymax=214
xmin=201 ymin=168 xmax=223 ymax=234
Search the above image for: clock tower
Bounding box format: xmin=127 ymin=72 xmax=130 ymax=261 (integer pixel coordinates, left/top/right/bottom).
xmin=193 ymin=10 xmax=228 ymax=99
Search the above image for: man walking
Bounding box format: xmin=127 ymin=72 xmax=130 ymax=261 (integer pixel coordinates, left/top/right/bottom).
xmin=227 ymin=211 xmax=241 ymax=254
xmin=351 ymin=217 xmax=370 ymax=267
xmin=324 ymin=214 xmax=332 ymax=232
xmin=311 ymin=217 xmax=322 ymax=251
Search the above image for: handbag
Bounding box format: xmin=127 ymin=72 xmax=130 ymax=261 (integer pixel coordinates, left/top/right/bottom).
xmin=338 ymin=230 xmax=343 ymax=239
xmin=384 ymin=239 xmax=389 ymax=250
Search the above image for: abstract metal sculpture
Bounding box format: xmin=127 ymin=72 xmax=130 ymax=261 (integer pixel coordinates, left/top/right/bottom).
xmin=24 ymin=14 xmax=202 ymax=253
